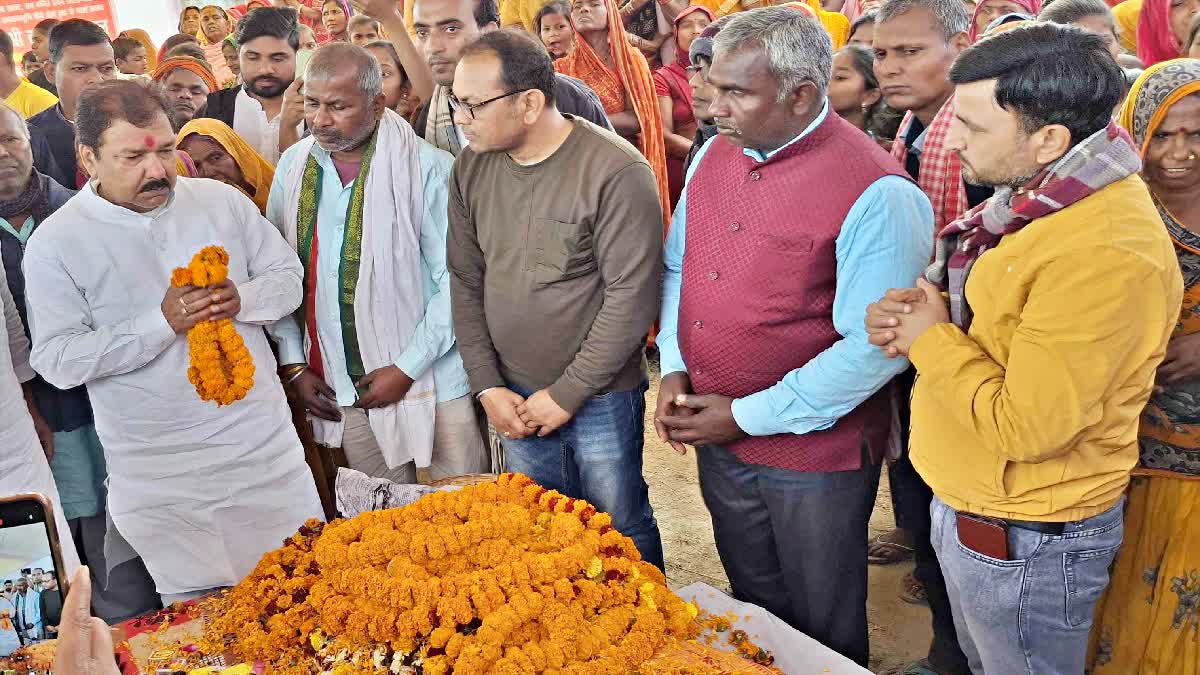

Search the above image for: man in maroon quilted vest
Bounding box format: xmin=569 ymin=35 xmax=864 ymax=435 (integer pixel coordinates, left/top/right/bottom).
xmin=653 ymin=6 xmax=933 ymax=667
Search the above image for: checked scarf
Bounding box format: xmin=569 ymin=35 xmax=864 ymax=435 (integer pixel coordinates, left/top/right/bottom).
xmin=296 ymin=133 xmax=379 ymax=391
xmin=925 ymin=121 xmax=1142 ymax=330
xmin=0 ymin=171 xmax=51 ymax=225
xmin=891 ymin=96 xmax=969 ymax=237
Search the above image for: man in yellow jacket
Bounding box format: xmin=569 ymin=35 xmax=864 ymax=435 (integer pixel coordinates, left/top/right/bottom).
xmin=866 ymin=24 xmax=1182 ymax=675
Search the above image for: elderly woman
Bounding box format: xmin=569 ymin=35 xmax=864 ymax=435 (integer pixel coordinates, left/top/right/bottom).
xmin=322 ymin=0 xmax=351 ymax=41
xmin=177 ymin=119 xmax=276 ymax=215
xmin=1088 ymin=58 xmax=1200 ymax=675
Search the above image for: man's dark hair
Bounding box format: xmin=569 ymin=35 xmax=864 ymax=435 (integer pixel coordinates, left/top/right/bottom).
xmin=461 ymin=29 xmax=556 ymax=107
xmin=949 ymin=23 xmax=1124 ymax=147
xmin=473 ymin=0 xmax=502 ymax=28
xmin=113 ymin=36 xmax=143 ymax=61
xmin=237 ymin=6 xmax=301 ymax=51
xmin=1038 ymin=0 xmax=1112 ymax=26
xmin=535 ymin=0 xmax=572 ymax=31
xmin=48 ymin=19 xmax=111 ymax=64
xmin=0 ymin=30 xmax=13 ymax=66
xmin=33 ymin=19 xmax=61 ymax=36
xmin=76 ymin=79 xmax=171 ymax=151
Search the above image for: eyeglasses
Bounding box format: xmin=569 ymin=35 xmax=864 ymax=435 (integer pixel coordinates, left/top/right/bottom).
xmin=447 ymin=90 xmax=528 ymax=120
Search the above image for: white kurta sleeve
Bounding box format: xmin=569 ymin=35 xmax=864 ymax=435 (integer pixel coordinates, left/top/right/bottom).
xmin=24 ymin=243 xmax=176 ymax=390
xmin=233 ymin=187 xmax=303 ymax=326
xmin=1 ymin=262 xmax=34 ymax=383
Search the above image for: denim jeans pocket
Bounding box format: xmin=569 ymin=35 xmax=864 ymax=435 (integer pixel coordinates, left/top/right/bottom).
xmin=1063 ymin=545 xmax=1121 ymax=628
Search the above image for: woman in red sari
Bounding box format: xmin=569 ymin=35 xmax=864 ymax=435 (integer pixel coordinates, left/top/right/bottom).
xmin=557 ymin=0 xmax=672 ymax=228
xmin=653 ymin=5 xmax=713 ymax=208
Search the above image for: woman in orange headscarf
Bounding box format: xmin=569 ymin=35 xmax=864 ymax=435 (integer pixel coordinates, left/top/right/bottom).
xmin=176 ymin=119 xmax=276 ymax=215
xmin=556 ymin=0 xmax=671 ymax=228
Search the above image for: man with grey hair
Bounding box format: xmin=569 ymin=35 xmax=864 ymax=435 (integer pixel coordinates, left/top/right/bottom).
xmin=268 ymin=43 xmax=488 ymax=487
xmin=654 ymin=6 xmax=932 ymax=666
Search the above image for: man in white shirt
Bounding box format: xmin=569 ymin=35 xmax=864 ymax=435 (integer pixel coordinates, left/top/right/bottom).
xmin=267 ymin=44 xmax=487 ymax=484
xmin=201 ymin=7 xmax=305 ymax=164
xmin=18 ymin=578 xmax=39 ymax=641
xmin=23 ymin=79 xmax=323 ymax=603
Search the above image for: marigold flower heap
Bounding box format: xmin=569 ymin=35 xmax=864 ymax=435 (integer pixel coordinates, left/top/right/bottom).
xmin=201 ymin=474 xmax=711 ymax=674
xmin=170 ymin=245 xmax=255 ymax=406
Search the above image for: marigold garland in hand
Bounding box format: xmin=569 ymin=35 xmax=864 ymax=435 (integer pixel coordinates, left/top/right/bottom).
xmin=199 ymin=474 xmax=779 ymax=674
xmin=171 ymin=245 xmax=255 ymax=406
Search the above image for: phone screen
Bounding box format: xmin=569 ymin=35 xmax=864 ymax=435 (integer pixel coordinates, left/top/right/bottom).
xmin=0 ymin=497 xmax=66 ymax=657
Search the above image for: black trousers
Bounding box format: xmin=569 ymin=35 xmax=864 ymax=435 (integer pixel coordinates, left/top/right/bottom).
xmin=698 ymin=443 xmax=881 ymax=668
xmin=890 ymin=368 xmax=971 ymax=675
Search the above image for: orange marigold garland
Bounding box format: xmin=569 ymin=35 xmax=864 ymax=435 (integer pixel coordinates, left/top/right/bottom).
xmin=171 ymin=245 xmax=255 ymax=406
xmin=198 ymin=474 xmax=780 ymax=674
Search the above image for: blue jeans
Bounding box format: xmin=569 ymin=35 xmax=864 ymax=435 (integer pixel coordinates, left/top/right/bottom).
xmin=931 ymin=495 xmax=1124 ymax=675
xmin=697 ymin=443 xmax=880 ymax=667
xmin=501 ymin=382 xmax=664 ymax=570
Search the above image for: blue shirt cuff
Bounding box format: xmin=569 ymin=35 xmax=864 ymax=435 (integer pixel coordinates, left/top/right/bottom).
xmin=394 ymin=345 xmax=435 ymax=381
xmin=731 ymin=390 xmax=780 ymax=437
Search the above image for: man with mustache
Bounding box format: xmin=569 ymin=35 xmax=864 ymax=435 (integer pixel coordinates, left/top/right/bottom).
xmin=654 ymin=7 xmax=931 ymax=666
xmin=871 ymin=1 xmax=990 ymax=671
xmin=0 ymin=101 xmax=163 ymax=624
xmin=151 ymin=57 xmax=219 ymax=132
xmin=27 ymin=19 xmax=117 ymax=188
xmin=448 ymin=30 xmax=665 ymax=569
xmin=23 ymin=79 xmax=324 ymax=603
xmin=267 ymin=43 xmax=487 ymax=486
xmin=410 ymin=0 xmax=611 ymax=156
xmin=201 ymin=7 xmax=303 ymax=164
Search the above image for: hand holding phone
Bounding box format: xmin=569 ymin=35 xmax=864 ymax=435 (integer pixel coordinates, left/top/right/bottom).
xmin=52 ymin=566 xmax=120 ymax=675
xmin=0 ymin=494 xmax=69 ymax=658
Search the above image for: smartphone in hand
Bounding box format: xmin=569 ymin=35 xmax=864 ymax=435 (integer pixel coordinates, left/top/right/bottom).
xmin=0 ymin=494 xmax=69 ymax=657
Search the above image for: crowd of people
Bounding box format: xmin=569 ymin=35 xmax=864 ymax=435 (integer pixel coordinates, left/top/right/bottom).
xmin=0 ymin=0 xmax=1198 ymax=673
xmin=0 ymin=569 xmax=61 ymax=654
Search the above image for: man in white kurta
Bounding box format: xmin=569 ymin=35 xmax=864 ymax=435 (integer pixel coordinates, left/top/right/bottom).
xmin=22 ymin=79 xmax=323 ymax=602
xmin=0 ymin=263 xmax=80 ymax=583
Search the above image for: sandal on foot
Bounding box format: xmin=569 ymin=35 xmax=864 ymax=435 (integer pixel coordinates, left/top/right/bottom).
xmin=900 ymin=570 xmax=928 ymax=606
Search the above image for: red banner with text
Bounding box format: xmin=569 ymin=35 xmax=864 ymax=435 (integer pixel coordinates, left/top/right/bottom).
xmin=0 ymin=0 xmax=117 ymax=52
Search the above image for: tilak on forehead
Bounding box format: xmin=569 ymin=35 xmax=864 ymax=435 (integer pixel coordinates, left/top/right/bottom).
xmin=145 ymin=135 xmax=156 ymax=148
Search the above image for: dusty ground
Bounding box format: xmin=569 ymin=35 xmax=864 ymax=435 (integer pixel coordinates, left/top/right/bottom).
xmin=643 ymin=364 xmax=932 ymax=674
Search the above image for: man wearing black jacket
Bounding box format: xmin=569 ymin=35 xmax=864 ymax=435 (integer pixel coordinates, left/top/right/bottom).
xmin=202 ymin=7 xmax=303 ymax=165
xmin=26 ymin=20 xmax=115 ymax=189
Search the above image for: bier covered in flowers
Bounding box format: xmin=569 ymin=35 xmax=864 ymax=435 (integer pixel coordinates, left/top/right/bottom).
xmin=198 ymin=474 xmax=776 ymax=674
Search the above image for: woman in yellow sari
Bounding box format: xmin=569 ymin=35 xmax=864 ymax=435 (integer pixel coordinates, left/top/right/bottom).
xmin=1090 ymin=57 xmax=1200 ymax=675
xmin=176 ymin=119 xmax=276 ymax=215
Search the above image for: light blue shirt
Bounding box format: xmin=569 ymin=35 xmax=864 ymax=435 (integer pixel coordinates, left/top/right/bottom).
xmin=266 ymin=138 xmax=470 ymax=405
xmin=658 ymin=102 xmax=934 ymax=437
